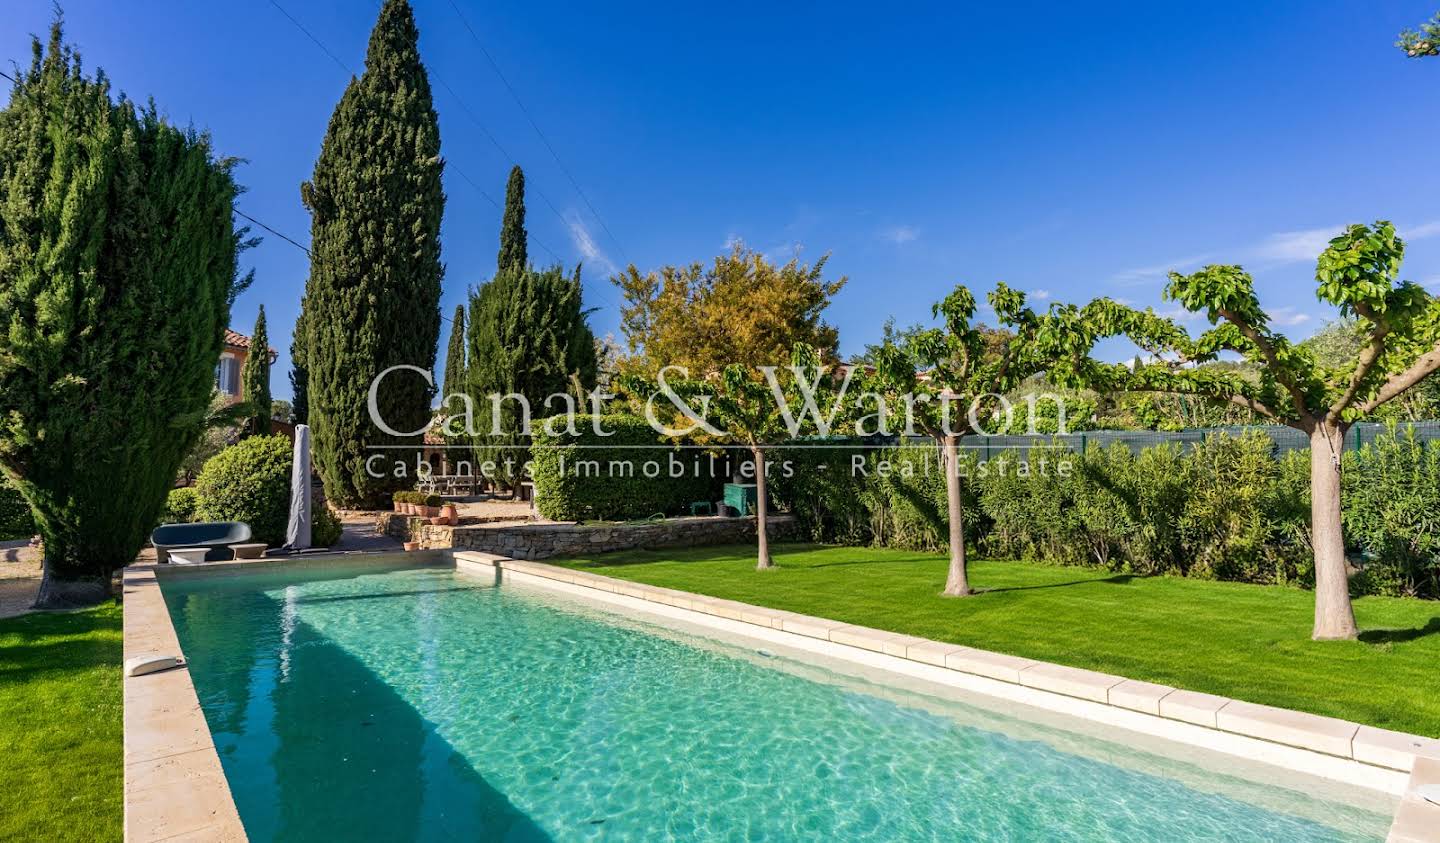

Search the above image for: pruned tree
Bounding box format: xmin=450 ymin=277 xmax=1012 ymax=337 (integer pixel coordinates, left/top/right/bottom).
xmin=0 ymin=20 xmax=250 ymax=605
xmin=240 ymin=306 xmax=272 ymax=437
xmin=621 ymin=344 xmax=843 ymax=570
xmin=1050 ymin=221 xmax=1440 ymax=640
xmin=868 ymin=283 xmax=1049 ymax=596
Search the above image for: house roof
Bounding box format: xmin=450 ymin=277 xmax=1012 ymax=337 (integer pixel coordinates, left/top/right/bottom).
xmin=224 ymin=329 xmax=278 ymax=360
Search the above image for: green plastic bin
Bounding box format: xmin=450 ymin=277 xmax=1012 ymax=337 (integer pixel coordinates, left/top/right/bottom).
xmin=723 ymin=483 xmax=759 ymax=516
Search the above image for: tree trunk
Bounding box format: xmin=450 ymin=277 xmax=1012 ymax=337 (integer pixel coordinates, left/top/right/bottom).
xmin=1309 ymin=422 xmax=1358 ymax=640
xmin=32 ymin=557 xmax=111 ymax=611
xmin=753 ymin=446 xmax=774 ymax=571
xmin=941 ymin=434 xmax=972 ymax=596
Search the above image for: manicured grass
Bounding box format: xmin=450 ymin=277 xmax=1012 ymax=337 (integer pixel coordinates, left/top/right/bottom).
xmin=557 ymin=544 xmax=1440 ymax=738
xmin=0 ymin=604 xmax=122 ymax=842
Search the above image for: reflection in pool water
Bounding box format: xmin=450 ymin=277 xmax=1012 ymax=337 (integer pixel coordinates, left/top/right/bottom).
xmin=163 ymin=566 xmax=1390 ymax=842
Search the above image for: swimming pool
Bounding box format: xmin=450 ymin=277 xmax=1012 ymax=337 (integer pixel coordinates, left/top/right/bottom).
xmin=161 ymin=564 xmax=1392 ymax=841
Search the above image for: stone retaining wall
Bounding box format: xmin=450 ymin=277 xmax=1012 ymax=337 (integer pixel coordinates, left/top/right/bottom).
xmin=379 ymin=512 xmax=798 ymax=559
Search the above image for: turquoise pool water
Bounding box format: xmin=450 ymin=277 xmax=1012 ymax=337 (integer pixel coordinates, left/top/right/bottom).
xmin=163 ymin=565 xmax=1390 ymax=841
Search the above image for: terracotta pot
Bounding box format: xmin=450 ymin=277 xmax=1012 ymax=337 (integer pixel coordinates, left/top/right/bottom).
xmin=404 ymin=503 xmax=417 ymax=515
xmin=403 ymin=541 xmax=420 ymax=552
xmin=440 ymin=503 xmax=458 ymax=525
xmin=428 ymin=516 xmax=445 ymax=526
xmin=421 ymin=505 xmax=438 ymax=518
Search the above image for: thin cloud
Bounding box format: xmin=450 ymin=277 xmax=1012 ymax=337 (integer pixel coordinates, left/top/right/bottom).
xmin=1108 ymin=254 xmax=1213 ymax=288
xmin=1028 ymin=288 xmax=1051 ymax=301
xmin=565 ymin=211 xmax=616 ymax=275
xmin=880 ymin=225 xmax=919 ymax=245
xmin=1251 ymin=226 xmax=1340 ymax=265
xmin=1403 ymin=219 xmax=1440 ymax=240
xmin=1268 ymin=306 xmax=1312 ymax=327
xmin=1252 ymin=219 xmax=1440 ymax=267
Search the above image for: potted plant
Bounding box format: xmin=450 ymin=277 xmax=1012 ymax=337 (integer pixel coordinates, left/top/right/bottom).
xmin=392 ymin=491 xmax=405 ymax=513
xmin=440 ymin=501 xmax=458 ymax=525
xmin=423 ymin=493 xmax=442 ymax=518
xmin=403 ymin=540 xmax=420 ymax=551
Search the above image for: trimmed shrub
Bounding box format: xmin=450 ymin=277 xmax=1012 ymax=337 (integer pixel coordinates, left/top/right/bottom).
xmin=162 ymin=488 xmax=200 ymax=525
xmin=1343 ymin=427 xmax=1440 ymax=598
xmin=0 ymin=477 xmax=34 ymax=540
xmin=194 ymin=435 xmax=292 ymax=546
xmin=312 ymin=503 xmax=343 ymax=548
xmin=768 ymin=440 xmax=872 ymax=544
xmin=531 ymin=415 xmax=722 ymax=522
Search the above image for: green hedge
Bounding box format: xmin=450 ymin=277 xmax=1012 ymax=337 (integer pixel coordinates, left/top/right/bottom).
xmin=1342 ymin=427 xmax=1440 ymax=598
xmin=532 ymin=415 xmax=723 ymax=522
xmin=194 ymin=435 xmax=293 ymax=546
xmin=771 ymin=429 xmax=1438 ymax=599
xmin=0 ymin=477 xmax=34 ymax=541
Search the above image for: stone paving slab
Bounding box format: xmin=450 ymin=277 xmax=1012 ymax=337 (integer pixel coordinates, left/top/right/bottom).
xmin=1388 ymin=756 xmax=1440 ymax=842
xmin=474 ymin=554 xmax=1436 ymax=780
xmin=123 ymin=548 xmax=1436 ymax=842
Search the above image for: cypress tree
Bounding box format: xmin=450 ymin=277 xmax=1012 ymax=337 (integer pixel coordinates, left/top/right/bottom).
xmin=290 ymin=297 xmax=309 ymax=425
xmin=0 ymin=21 xmax=250 ymax=606
xmin=498 ymin=165 xmax=527 ymax=271
xmin=441 ymin=304 xmax=467 ymax=402
xmin=301 ymin=0 xmax=444 ymax=506
xmin=466 ymin=264 xmax=599 ymax=489
xmin=240 ymin=306 xmax=272 ymax=436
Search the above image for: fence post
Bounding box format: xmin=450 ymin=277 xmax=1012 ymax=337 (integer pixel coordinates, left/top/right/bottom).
xmin=1079 ymin=432 xmax=1087 ymax=455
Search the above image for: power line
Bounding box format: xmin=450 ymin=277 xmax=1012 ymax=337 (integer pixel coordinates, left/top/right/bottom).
xmin=444 ymin=0 xmax=631 ymax=267
xmin=234 ymin=208 xmax=312 ymax=256
xmin=266 ymin=0 xmax=355 ymax=76
xmin=233 ymin=207 xmax=467 ymax=329
xmin=425 ymin=71 xmax=578 ymax=251
xmin=264 ymin=0 xmax=571 ymax=269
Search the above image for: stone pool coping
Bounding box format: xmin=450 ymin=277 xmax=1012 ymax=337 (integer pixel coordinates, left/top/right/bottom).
xmin=121 ymin=550 xmax=450 ymax=842
xmin=123 ymin=549 xmax=1440 ymax=842
xmin=455 ymin=553 xmax=1440 ymax=842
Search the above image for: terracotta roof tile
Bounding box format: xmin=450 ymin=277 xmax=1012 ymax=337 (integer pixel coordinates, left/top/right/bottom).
xmin=224 ymin=329 xmax=278 ymax=360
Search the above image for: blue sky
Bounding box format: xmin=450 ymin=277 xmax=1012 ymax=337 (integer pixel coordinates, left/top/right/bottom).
xmin=4 ymin=1 xmax=1440 ymax=397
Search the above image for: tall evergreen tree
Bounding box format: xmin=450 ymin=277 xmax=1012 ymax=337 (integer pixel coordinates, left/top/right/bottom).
xmin=466 ymin=264 xmax=598 ymax=489
xmin=0 ymin=21 xmax=250 ymax=606
xmin=441 ymin=304 xmax=467 ymax=402
xmin=301 ymin=0 xmax=444 ymax=506
xmin=498 ymin=165 xmax=527 ymax=272
xmin=290 ymin=297 xmax=309 ymax=425
xmin=240 ymin=306 xmax=273 ymax=437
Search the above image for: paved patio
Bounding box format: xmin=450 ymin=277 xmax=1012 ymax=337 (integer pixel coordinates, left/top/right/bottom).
xmin=0 ymin=539 xmax=41 ymax=619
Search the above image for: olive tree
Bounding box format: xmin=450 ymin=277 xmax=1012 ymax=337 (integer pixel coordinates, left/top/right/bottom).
xmin=1052 ymin=222 xmax=1440 ymax=640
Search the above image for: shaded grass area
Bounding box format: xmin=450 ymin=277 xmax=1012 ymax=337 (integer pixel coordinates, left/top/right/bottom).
xmin=0 ymin=604 xmax=122 ymax=842
xmin=557 ymin=544 xmax=1440 ymax=738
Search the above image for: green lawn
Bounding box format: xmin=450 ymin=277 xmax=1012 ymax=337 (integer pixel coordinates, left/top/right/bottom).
xmin=557 ymin=544 xmax=1440 ymax=738
xmin=0 ymin=604 xmax=122 ymax=842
